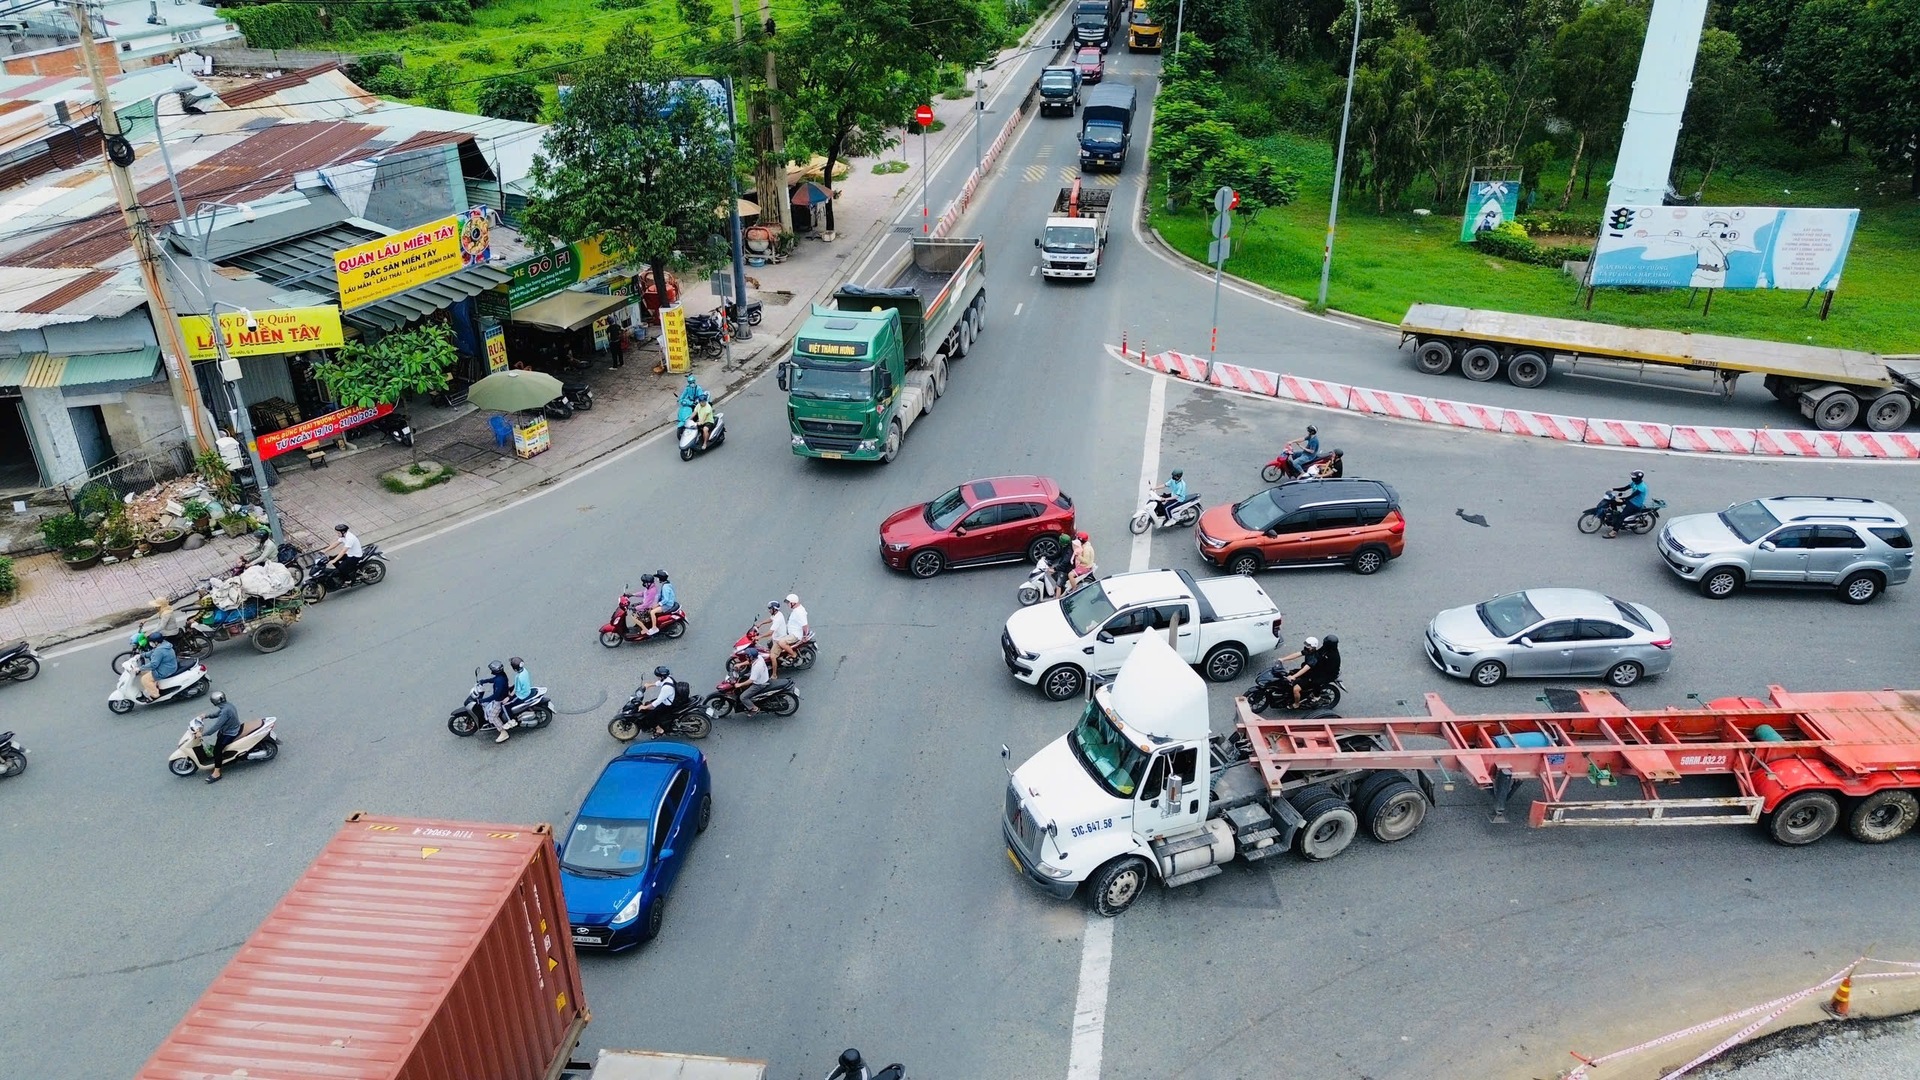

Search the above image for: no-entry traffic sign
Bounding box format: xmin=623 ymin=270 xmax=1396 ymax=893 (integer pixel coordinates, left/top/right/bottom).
xmin=914 ymin=104 xmax=935 ymax=127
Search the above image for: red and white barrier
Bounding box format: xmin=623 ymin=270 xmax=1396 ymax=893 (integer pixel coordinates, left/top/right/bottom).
xmin=1669 ymin=425 xmax=1759 ymax=455
xmin=1209 ymin=363 xmax=1280 ymax=396
xmin=1501 ymin=409 xmax=1588 ymax=442
xmin=1583 ymin=417 xmax=1673 ymax=450
xmin=1142 ymin=350 xmax=1208 ymax=381
xmin=1751 ymin=429 xmax=1920 ymax=458
xmin=1348 ymin=387 xmax=1449 ymax=424
xmin=1423 ymin=397 xmax=1508 ymax=432
xmin=1272 ymin=374 xmax=1352 ymax=410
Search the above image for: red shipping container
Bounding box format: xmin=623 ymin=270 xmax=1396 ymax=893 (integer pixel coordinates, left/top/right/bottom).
xmin=137 ymin=814 xmax=590 ymax=1080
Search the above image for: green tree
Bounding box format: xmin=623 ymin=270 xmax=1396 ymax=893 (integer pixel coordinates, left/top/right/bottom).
xmin=1773 ymin=0 xmax=1854 ymax=143
xmin=1550 ymin=0 xmax=1646 ymax=206
xmin=1836 ymin=0 xmax=1920 ymax=194
xmin=476 ymin=77 xmax=545 ymax=123
xmin=416 ymin=61 xmax=460 ymax=111
xmin=309 ymin=324 xmax=458 ymax=462
xmin=1345 ymin=25 xmax=1441 ymax=211
xmin=1674 ymin=27 xmax=1769 ymax=193
xmin=521 ymin=24 xmax=736 ymax=315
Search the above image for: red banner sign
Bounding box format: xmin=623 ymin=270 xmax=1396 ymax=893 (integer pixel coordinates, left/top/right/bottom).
xmin=256 ymin=403 xmax=393 ymax=460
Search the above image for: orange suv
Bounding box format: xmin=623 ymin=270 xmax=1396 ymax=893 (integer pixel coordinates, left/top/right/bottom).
xmin=1196 ymin=478 xmax=1405 ymax=576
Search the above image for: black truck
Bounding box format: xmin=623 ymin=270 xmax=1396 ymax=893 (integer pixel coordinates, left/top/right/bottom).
xmin=1078 ymin=83 xmax=1136 ymax=172
xmin=1038 ymin=65 xmax=1082 ymax=116
xmin=1073 ymin=0 xmax=1119 ymax=51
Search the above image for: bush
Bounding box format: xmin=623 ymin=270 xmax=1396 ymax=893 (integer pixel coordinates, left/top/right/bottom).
xmin=595 ymin=0 xmax=647 ymax=9
xmin=476 ymin=77 xmax=544 ymax=123
xmin=417 ymin=61 xmax=461 ymax=110
xmin=0 ymin=555 xmax=14 ymax=596
xmin=509 ymin=11 xmax=544 ymax=26
xmin=362 ymin=64 xmax=420 ymax=97
xmin=458 ymin=44 xmax=499 ymax=64
xmin=228 ymin=3 xmax=333 ymax=49
xmin=1471 ymin=220 xmax=1590 ymax=267
xmin=513 ymin=42 xmax=552 ymax=67
xmin=347 ymin=52 xmax=402 ymax=85
xmin=1515 ymin=210 xmax=1599 ymax=237
xmin=38 ymin=512 xmax=90 ymax=551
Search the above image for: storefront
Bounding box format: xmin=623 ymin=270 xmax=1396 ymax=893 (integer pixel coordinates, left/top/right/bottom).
xmin=0 ymin=312 xmax=176 ymax=494
xmin=481 ymin=236 xmax=644 ymax=373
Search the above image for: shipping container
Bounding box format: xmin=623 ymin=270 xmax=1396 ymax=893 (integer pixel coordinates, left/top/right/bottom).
xmin=138 ymin=813 xmax=589 ymax=1080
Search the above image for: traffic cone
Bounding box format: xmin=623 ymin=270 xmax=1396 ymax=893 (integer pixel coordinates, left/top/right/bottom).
xmin=1120 ymin=329 xmax=1128 ymax=356
xmin=1826 ymin=975 xmax=1853 ymax=1017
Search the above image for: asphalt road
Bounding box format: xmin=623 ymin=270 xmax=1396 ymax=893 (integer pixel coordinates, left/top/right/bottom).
xmin=3 ymin=43 xmax=1917 ymax=1080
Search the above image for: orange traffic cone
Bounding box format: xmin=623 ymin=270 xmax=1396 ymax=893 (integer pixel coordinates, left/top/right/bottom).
xmin=1827 ymin=975 xmax=1853 ymax=1017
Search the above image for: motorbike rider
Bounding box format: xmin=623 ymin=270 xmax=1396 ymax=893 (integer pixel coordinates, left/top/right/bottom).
xmin=644 ymin=569 xmax=678 ymax=634
xmin=508 ymin=656 xmax=535 ymax=706
xmin=1152 ymin=468 xmax=1188 ymax=522
xmin=756 ymin=599 xmax=787 ymax=652
xmin=1287 ymin=425 xmax=1321 ymax=474
xmin=769 ymin=593 xmax=809 ymax=677
xmin=1603 ymin=471 xmax=1650 ymax=538
xmin=626 ymin=574 xmax=660 ymax=634
xmin=731 ymin=646 xmax=773 ymax=714
xmin=239 ymin=527 xmax=277 ymax=569
xmin=1285 ymin=635 xmax=1341 ymax=707
xmin=197 ymin=689 xmax=244 ymax=783
xmin=691 ymin=393 xmax=717 ymax=449
xmin=678 ymin=373 xmax=706 ymax=412
xmin=326 ymin=522 xmax=364 ymax=580
xmin=635 ymin=665 xmax=680 ymax=736
xmin=1067 ymin=531 xmax=1097 ymax=593
xmin=481 ymin=660 xmax=514 ymax=743
xmin=133 ymin=632 xmax=179 ymax=701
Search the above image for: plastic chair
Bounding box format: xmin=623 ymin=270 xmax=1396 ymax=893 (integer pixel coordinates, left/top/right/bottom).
xmin=489 ymin=415 xmax=512 ymax=447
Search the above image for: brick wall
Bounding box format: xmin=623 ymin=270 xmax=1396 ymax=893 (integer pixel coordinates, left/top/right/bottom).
xmin=1 ymin=38 xmax=122 ymax=79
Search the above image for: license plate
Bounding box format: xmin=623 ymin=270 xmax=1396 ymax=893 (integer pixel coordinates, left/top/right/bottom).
xmin=571 ymin=929 xmax=604 ymax=945
xmin=819 ymin=451 xmax=842 ymax=460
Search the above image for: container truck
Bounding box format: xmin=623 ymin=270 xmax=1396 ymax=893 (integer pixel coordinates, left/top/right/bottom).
xmin=1078 ymin=84 xmax=1136 ymax=172
xmin=1004 ymin=633 xmax=1920 ymax=916
xmin=1399 ymin=303 xmax=1920 ymax=431
xmin=1037 ymin=64 xmax=1082 ymax=116
xmin=779 ymin=236 xmax=987 ymax=463
xmin=1036 ymin=181 xmax=1111 ymax=280
xmin=1072 ymin=0 xmax=1119 ymax=50
xmin=1127 ymin=0 xmax=1161 ymax=50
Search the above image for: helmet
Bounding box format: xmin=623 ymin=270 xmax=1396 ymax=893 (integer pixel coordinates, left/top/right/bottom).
xmin=655 ymin=570 xmax=670 ymax=581
xmin=488 ymin=661 xmax=505 ymax=675
xmin=653 ymin=665 xmax=672 ymax=679
xmin=1303 ymin=636 xmax=1321 ymax=651
xmin=1329 ymin=448 xmax=1343 ymax=458
xmin=1076 ymin=531 xmax=1089 ymax=542
xmin=1170 ymin=468 xmax=1183 ymax=479
xmin=334 ymin=523 xmax=350 ymax=534
xmin=767 ymin=600 xmax=782 ymax=611
xmin=253 ymin=528 xmax=270 ymax=541
xmin=209 ymin=690 xmax=226 ymax=705
xmin=509 ymin=656 xmax=524 ymax=669
xmin=840 ymin=1051 xmax=865 ymax=1070
xmin=641 ymin=573 xmax=656 ymax=584
xmin=685 ymin=373 xmax=698 ymax=385
xmin=1630 ymin=470 xmax=1645 ymax=482
xmin=1306 ymin=425 xmax=1317 ymax=435
xmin=1323 ymin=633 xmax=1339 ymax=646
xmin=785 ymin=593 xmax=800 ymax=606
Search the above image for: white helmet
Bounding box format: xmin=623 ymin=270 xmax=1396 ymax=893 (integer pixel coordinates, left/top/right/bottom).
xmin=1302 ymin=636 xmax=1321 ymax=651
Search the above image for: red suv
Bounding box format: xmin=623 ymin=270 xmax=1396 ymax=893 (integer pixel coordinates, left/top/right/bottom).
xmin=880 ymin=476 xmax=1075 ymax=579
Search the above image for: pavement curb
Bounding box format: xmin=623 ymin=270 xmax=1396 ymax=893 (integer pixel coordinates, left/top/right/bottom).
xmin=1141 ymin=224 xmax=1402 ymax=336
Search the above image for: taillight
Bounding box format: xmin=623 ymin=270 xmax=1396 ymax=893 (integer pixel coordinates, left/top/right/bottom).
xmin=1386 ymin=512 xmax=1406 ymax=534
xmin=1271 ymin=617 xmax=1284 ymax=636
xmin=1651 ymin=637 xmax=1673 ymax=650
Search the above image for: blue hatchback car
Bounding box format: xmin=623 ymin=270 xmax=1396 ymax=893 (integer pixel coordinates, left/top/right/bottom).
xmin=560 ymin=741 xmax=712 ymax=951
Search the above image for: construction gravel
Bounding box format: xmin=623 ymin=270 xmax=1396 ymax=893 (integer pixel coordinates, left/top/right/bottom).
xmin=1696 ymin=1014 xmax=1920 ymax=1079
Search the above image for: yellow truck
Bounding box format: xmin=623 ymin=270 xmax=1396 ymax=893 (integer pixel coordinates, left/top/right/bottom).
xmin=1398 ymin=303 xmax=1920 ymax=431
xmin=1127 ymin=0 xmax=1161 ymax=50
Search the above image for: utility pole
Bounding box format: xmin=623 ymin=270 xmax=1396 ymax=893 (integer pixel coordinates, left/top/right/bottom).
xmin=65 ymin=0 xmax=213 ymax=454
xmin=1317 ymin=0 xmax=1362 ymax=309
xmin=757 ymin=0 xmax=792 ymax=236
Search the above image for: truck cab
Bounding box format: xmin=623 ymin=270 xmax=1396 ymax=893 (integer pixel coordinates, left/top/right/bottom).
xmin=780 ymin=312 xmax=904 ymax=461
xmin=1037 ymin=65 xmax=1082 ymax=116
xmin=1073 ymin=0 xmax=1114 ymax=50
xmin=1079 ymin=84 xmax=1136 ymax=172
xmin=1036 ymin=182 xmax=1110 ymax=280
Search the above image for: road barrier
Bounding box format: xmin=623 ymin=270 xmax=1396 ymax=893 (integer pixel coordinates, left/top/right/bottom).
xmin=1115 ymin=339 xmax=1920 ymax=460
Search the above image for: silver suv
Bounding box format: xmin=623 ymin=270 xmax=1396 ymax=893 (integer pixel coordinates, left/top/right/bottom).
xmin=1658 ymin=496 xmax=1913 ymax=604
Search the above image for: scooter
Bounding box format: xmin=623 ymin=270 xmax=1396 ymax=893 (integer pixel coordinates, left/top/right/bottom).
xmin=375 ymin=411 xmax=414 ymax=448
xmin=823 ymin=1049 xmax=905 ymax=1080
xmin=1017 ymin=554 xmax=1071 ymax=607
xmin=1243 ymin=657 xmax=1344 ymax=713
xmin=1128 ymin=481 xmax=1203 ymax=534
xmin=1261 ymin=449 xmax=1335 ymax=483
xmin=0 ymin=730 xmax=26 ymax=779
xmin=599 ymin=591 xmax=690 ymax=646
xmin=607 ymin=680 xmax=711 ymax=742
xmin=729 ymin=621 xmax=817 ymax=671
xmin=703 ymin=669 xmax=800 ymax=720
xmin=446 ymin=668 xmax=555 ymax=737
xmin=1 ymin=640 xmax=41 ymax=683
xmin=560 ymin=381 xmax=593 ymax=412
xmin=107 ymin=658 xmax=211 ymax=715
xmin=301 ymin=546 xmax=388 ymax=603
xmin=1578 ymin=494 xmax=1667 ymax=535
xmin=167 ymin=714 xmax=280 ymax=777
xmin=677 ymin=404 xmax=727 ymax=461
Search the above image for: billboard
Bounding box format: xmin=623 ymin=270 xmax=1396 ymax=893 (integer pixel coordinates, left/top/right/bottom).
xmin=1460 ymin=180 xmax=1520 ymax=242
xmin=334 ymin=213 xmax=494 ymax=311
xmin=505 ymin=235 xmax=621 ymax=309
xmin=179 ymin=306 xmax=344 ymax=361
xmin=1589 ymin=205 xmax=1860 ymax=291
xmin=256 ymin=403 xmax=393 ymax=460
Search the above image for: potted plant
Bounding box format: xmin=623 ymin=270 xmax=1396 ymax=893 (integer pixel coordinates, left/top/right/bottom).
xmin=146 ymin=524 xmax=187 ymax=553
xmin=62 ymin=539 xmax=100 ymax=570
xmin=181 ymin=498 xmax=212 ymax=534
xmin=101 ymin=514 xmax=137 ymax=559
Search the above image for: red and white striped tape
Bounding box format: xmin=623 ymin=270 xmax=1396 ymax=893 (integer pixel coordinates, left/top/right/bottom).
xmin=1501 ymin=409 xmax=1588 ymax=442
xmin=1209 ymin=363 xmax=1280 ymax=396
xmin=1348 ymin=387 xmax=1451 ymax=424
xmin=1669 ymin=425 xmax=1759 ymax=455
xmin=1272 ymin=374 xmax=1352 ymax=410
xmin=1423 ymin=397 xmax=1507 ymax=432
xmin=1751 ymin=429 xmax=1920 ymax=458
xmin=1582 ymin=417 xmax=1673 ymax=450
xmin=1142 ymin=350 xmax=1208 ymax=381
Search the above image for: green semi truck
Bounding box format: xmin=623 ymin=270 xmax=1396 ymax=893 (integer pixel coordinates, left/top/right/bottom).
xmin=778 ymin=236 xmax=987 ymax=463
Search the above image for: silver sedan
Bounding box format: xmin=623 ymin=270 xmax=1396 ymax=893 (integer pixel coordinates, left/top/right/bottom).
xmin=1424 ymin=588 xmax=1674 ymax=688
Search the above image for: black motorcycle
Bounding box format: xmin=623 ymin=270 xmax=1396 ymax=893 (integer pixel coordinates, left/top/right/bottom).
xmin=375 ymin=412 xmax=413 ymax=448
xmin=1243 ymin=658 xmax=1344 ymax=713
xmin=0 ymin=729 xmax=25 ymax=779
xmin=1 ymin=640 xmax=41 ymax=683
xmin=1578 ymin=493 xmax=1667 ymax=535
xmin=607 ymin=680 xmax=712 ymax=742
xmin=823 ymin=1049 xmax=904 ymax=1080
xmin=703 ymin=673 xmax=800 ymax=720
xmin=447 ymin=668 xmax=554 ymax=737
xmin=301 ymin=545 xmax=388 ymax=603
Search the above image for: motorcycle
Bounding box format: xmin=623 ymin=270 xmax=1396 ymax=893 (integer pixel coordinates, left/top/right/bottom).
xmin=1242 ymin=657 xmax=1344 ymax=713
xmin=107 ymin=657 xmax=211 ymax=715
xmin=542 ymin=398 xmax=574 ymax=420
xmin=167 ymin=714 xmax=280 ymax=777
xmin=0 ymin=729 xmax=26 ymax=779
xmin=684 ymin=321 xmax=726 ymax=359
xmin=559 ymin=381 xmax=593 ymax=412
xmin=607 ymin=680 xmax=711 ymax=742
xmin=1577 ymin=494 xmax=1667 ymax=535
xmin=703 ymin=670 xmax=800 ymax=720
xmin=1261 ymin=449 xmax=1336 ymax=484
xmin=599 ymin=591 xmax=690 ymax=647
xmin=1017 ymin=554 xmax=1071 ymax=607
xmin=729 ymin=622 xmax=817 ymax=671
xmin=447 ymin=668 xmax=554 ymax=737
xmin=823 ymin=1049 xmax=905 ymax=1080
xmin=677 ymin=403 xmax=727 ymax=461
xmin=301 ymin=546 xmax=388 ymax=603
xmin=1128 ymin=481 xmax=1203 ymax=535
xmin=375 ymin=411 xmax=414 ymax=448
xmin=1 ymin=640 xmax=41 ymax=683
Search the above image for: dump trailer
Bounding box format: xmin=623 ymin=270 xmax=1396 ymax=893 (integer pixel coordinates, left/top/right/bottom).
xmin=1005 ymin=634 xmax=1920 ymax=916
xmin=137 ymin=814 xmax=589 ymax=1080
xmin=1036 ymin=181 xmax=1111 ymax=280
xmin=1127 ymin=0 xmax=1161 ymax=50
xmin=1078 ymin=84 xmax=1136 ymax=172
xmin=586 ymin=1049 xmax=767 ymax=1079
xmin=780 ymin=236 xmax=987 ymax=463
xmin=1399 ymin=303 xmax=1920 ymax=431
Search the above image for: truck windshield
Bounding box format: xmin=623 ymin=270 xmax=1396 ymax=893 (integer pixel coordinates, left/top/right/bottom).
xmin=1719 ymin=500 xmax=1780 ymax=543
xmin=1044 ymin=225 xmax=1099 ymax=253
xmin=1069 ymin=698 xmax=1151 ymax=798
xmin=1083 ymin=122 xmax=1124 ymax=147
xmin=1041 ymin=74 xmax=1075 ymax=91
xmin=1060 ymin=580 xmax=1117 ymax=636
xmin=1130 ymin=10 xmax=1154 ymax=24
xmin=1476 ymin=592 xmax=1543 ymax=638
xmin=788 ymin=360 xmax=873 ymax=402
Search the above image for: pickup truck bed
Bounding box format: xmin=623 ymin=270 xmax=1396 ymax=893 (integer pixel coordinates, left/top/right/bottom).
xmin=1189 ymin=572 xmax=1276 ymax=620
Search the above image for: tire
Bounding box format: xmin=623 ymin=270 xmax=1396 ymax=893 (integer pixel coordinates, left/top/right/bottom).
xmin=2 ymin=655 xmax=39 ymax=681
xmin=1628 ymin=511 xmax=1659 ymax=535
xmin=1244 ymin=686 xmax=1270 ymax=712
xmin=972 ymin=292 xmax=987 ymax=334
xmin=250 ymin=622 xmax=290 ymax=653
xmin=1350 ymin=546 xmax=1387 ymax=575
xmin=1260 ymin=463 xmax=1285 ymax=484
xmin=1865 ymin=392 xmax=1912 ymax=432
xmin=185 ymin=680 xmax=208 ymax=698
xmin=1469 ymin=659 xmax=1506 ymax=687
xmin=1412 ymin=339 xmax=1455 ymax=375
xmin=608 ymin=716 xmax=640 ymax=742
xmin=358 ymin=560 xmax=387 ymax=585
xmin=696 ymin=792 xmax=713 ymax=833
xmin=641 ymin=897 xmax=666 ymax=942
xmin=1128 ymin=512 xmax=1151 ymax=535
xmin=680 ymin=446 xmax=694 ymax=461
xmin=599 ymin=630 xmax=624 ymax=648
xmin=0 ymin=748 xmax=26 ymax=777
xmin=168 ymin=756 xmax=197 ymax=776
xmin=908 ymin=549 xmax=945 ymax=579
xmin=680 ymin=713 xmax=713 ymax=739
xmin=663 ymin=618 xmax=688 ymax=639
xmin=1839 ymin=571 xmax=1882 ymax=605
xmin=109 ymin=698 xmax=135 ymax=715
xmin=1202 ymin=644 xmax=1247 ymax=683
xmin=1810 ymin=390 xmax=1860 ymax=431
xmin=1017 ymin=585 xmax=1042 ymax=606
xmin=790 ymin=642 xmax=817 ymax=670
xmin=253 ymin=737 xmax=279 ymax=762
xmin=1846 ymin=790 xmax=1919 ymax=843
xmin=932 ymin=357 xmax=949 ymax=399
xmin=1699 ymin=567 xmax=1743 ymax=599
xmin=1175 ymin=504 xmax=1201 ymax=528
xmin=1088 ymin=856 xmax=1151 ymax=917
xmin=1577 ymin=511 xmax=1604 ymax=534
xmin=704 ymin=697 xmax=733 ymax=721
xmin=1460 ymin=345 xmax=1501 ymax=382
xmin=301 ymin=581 xmax=326 ymax=605
xmin=110 ymin=649 xmax=134 ymax=673
xmin=1226 ymin=551 xmax=1261 ymax=576
xmin=1767 ymin=790 xmax=1841 ymax=846
xmin=880 ymin=420 xmax=902 ymax=464
xmin=448 ymin=712 xmax=480 ymax=736
xmin=764 ymin=691 xmax=800 ymax=716
xmin=1506 ymin=351 xmax=1549 ymax=388
xmin=1605 ymin=660 xmax=1643 ymax=688
xmin=523 ymin=707 xmax=553 ymax=730
xmin=749 ymin=309 xmax=763 ymax=326
xmin=1040 ymin=664 xmax=1085 ymax=701
xmin=1361 ymin=780 xmax=1430 ymax=843
xmin=1293 ymin=794 xmax=1359 ymax=861
xmin=1026 ymin=535 xmax=1063 ymax=563
xmin=1304 ymin=682 xmax=1342 ymax=710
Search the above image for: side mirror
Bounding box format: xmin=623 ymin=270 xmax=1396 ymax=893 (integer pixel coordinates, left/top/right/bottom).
xmin=1517 ymin=637 xmax=1535 ymax=648
xmin=1034 ymin=237 xmax=1042 ymax=248
xmin=1760 ymin=541 xmax=1776 ymax=551
xmin=1097 ymin=631 xmax=1115 ymax=644
xmin=659 ymin=848 xmax=675 ymax=862
xmin=1264 ymin=528 xmax=1280 ymax=538
xmin=953 ymin=526 xmax=968 ymax=536
xmin=775 ymin=362 xmax=790 ymax=391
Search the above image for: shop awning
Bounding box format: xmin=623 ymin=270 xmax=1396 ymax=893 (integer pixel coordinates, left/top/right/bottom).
xmin=0 ymin=347 xmax=160 ymax=389
xmin=0 ymin=355 xmax=29 ymax=388
xmin=509 ymin=289 xmax=630 ymax=333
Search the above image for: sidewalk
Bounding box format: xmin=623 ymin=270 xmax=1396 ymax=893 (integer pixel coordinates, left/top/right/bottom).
xmin=0 ymin=26 xmax=1052 ymax=648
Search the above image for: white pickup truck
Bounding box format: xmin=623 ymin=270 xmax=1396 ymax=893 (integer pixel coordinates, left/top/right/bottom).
xmin=1000 ymin=568 xmax=1284 ymax=700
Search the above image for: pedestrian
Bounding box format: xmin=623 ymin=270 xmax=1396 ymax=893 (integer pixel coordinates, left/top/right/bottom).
xmin=613 ymin=321 xmax=630 ymax=368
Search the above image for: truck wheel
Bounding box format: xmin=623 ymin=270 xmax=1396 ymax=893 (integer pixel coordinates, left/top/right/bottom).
xmin=880 ymin=420 xmax=902 ymax=464
xmin=1460 ymin=346 xmax=1501 ymax=382
xmin=1040 ymin=664 xmax=1085 ymax=701
xmin=1202 ymin=644 xmax=1247 ymax=683
xmin=1699 ymin=567 xmax=1743 ymax=599
xmin=954 ymin=316 xmax=972 ymax=359
xmin=1412 ymin=339 xmax=1455 ymax=375
xmin=1866 ymin=392 xmax=1912 ymax=432
xmin=933 ymin=357 xmax=949 ymax=399
xmin=1088 ymin=856 xmax=1151 ymax=916
xmin=1809 ymin=389 xmax=1860 ymax=431
xmin=1293 ymin=793 xmax=1359 ymax=861
xmin=1767 ymin=790 xmax=1840 ymax=846
xmin=1506 ymin=351 xmax=1549 ymax=388
xmin=1847 ymin=790 xmax=1918 ymax=842
xmin=1838 ymin=571 xmax=1883 ymax=604
xmin=973 ymin=292 xmax=986 ymax=333
xmin=1362 ymin=780 xmax=1430 ymax=843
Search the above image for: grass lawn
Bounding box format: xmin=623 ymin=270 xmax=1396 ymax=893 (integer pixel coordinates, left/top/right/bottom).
xmin=1152 ymin=132 xmax=1920 ymax=354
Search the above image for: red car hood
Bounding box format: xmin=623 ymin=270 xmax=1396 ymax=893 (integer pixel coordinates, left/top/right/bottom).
xmin=880 ymin=503 xmax=938 ymax=544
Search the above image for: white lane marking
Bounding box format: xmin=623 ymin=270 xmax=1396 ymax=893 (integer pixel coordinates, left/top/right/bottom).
xmin=1129 ymin=374 xmax=1167 ymax=574
xmin=1014 ymin=302 xmax=1025 ymax=316
xmin=1066 ymin=915 xmax=1116 ymax=1080
xmin=1030 ymin=265 xmax=1038 ymax=277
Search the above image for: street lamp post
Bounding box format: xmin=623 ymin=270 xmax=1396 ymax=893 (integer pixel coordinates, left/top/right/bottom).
xmin=1317 ymin=0 xmax=1362 ymax=309
xmin=712 ymin=76 xmax=752 ymax=342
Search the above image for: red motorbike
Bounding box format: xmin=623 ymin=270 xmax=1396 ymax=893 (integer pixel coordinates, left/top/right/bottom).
xmin=1261 ymin=447 xmax=1336 ymax=484
xmin=598 ymin=591 xmax=689 ymax=647
xmin=729 ymin=619 xmax=818 ymax=671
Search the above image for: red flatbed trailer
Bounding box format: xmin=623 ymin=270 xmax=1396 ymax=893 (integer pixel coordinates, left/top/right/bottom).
xmin=1236 ymin=687 xmax=1920 ymax=846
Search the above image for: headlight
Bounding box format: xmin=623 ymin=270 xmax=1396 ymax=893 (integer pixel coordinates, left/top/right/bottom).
xmin=885 ymin=542 xmax=909 ymax=552
xmin=613 ymin=893 xmax=643 ymax=925
xmin=858 ymin=439 xmax=878 ymax=452
xmin=790 ymin=434 xmax=805 ymax=447
xmin=1036 ymin=861 xmax=1074 ymax=880
xmin=1019 ymin=650 xmax=1039 ymax=661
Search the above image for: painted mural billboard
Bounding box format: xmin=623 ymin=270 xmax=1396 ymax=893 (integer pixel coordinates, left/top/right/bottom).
xmin=1589 ymin=205 xmax=1859 ymax=291
xmin=1460 ymin=180 xmax=1521 ymax=242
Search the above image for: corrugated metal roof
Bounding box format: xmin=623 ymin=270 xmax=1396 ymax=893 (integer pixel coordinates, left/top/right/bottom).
xmin=0 ymin=265 xmax=146 ymax=330
xmin=18 ymin=345 xmax=157 ymax=387
xmin=0 ymin=354 xmax=28 ymax=386
xmin=219 ymin=63 xmax=343 ymax=107
xmin=20 ymin=269 xmax=115 ymax=313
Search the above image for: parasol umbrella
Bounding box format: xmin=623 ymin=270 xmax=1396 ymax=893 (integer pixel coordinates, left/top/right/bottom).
xmin=467 ymin=369 xmax=563 ymax=413
xmin=716 ymin=197 xmax=760 ymax=219
xmin=791 ymin=180 xmax=834 ymax=207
